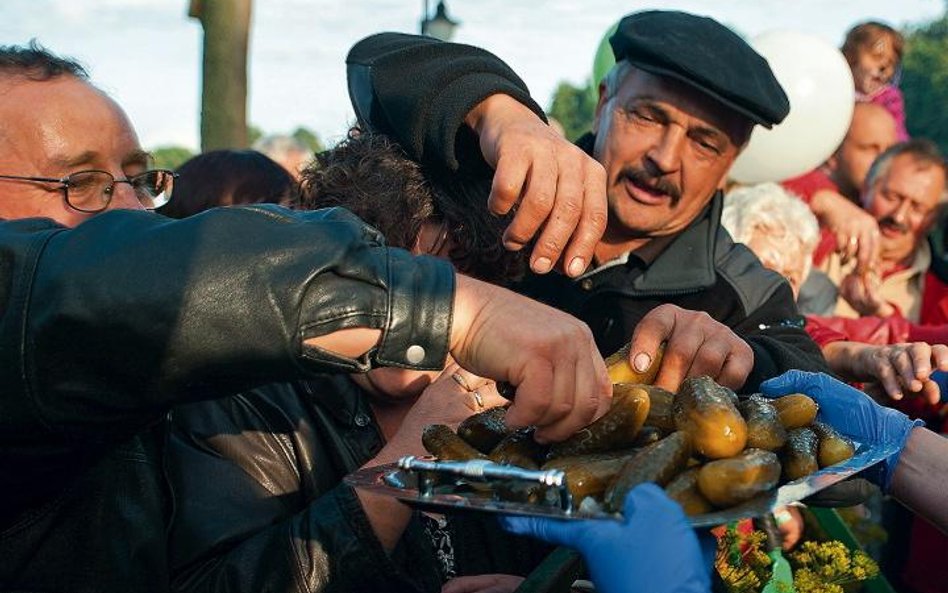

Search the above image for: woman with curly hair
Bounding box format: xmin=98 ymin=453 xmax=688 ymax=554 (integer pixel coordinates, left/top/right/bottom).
xmin=165 ymin=131 xmax=542 ymax=593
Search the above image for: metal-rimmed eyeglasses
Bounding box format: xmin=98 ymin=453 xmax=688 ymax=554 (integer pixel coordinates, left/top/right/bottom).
xmin=0 ymin=169 xmax=176 ymax=213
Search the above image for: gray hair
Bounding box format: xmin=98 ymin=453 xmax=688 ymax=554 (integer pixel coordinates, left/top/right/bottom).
xmin=863 ymin=139 xmax=948 ymax=207
xmin=253 ymin=135 xmax=311 ymax=162
xmin=601 ymin=60 xmax=633 ymax=100
xmin=722 ymin=182 xmax=820 ymax=278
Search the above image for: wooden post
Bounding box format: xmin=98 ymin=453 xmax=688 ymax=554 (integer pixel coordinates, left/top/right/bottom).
xmin=189 ymin=0 xmax=251 ymax=151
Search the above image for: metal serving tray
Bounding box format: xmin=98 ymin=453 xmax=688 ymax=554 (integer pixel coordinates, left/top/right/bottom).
xmin=344 ymin=438 xmax=899 ymax=527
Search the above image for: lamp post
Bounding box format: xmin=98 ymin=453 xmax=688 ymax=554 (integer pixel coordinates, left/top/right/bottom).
xmin=420 ymin=0 xmax=459 ymax=41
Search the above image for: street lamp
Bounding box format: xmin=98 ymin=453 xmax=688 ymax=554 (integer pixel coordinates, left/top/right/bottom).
xmin=420 ymin=0 xmax=459 ymax=41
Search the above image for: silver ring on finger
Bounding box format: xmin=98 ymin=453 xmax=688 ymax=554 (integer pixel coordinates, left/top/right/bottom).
xmin=451 ymin=372 xmax=473 ymax=392
xmin=472 ymin=390 xmax=484 ymax=409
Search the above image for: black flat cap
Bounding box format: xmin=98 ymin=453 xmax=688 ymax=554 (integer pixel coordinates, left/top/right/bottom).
xmin=609 ymin=10 xmax=789 ymax=128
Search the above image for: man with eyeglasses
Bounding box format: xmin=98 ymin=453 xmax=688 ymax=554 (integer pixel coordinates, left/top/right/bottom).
xmin=0 ymin=43 xmax=611 ymax=592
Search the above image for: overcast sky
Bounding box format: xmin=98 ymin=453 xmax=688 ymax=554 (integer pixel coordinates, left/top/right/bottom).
xmin=2 ymin=0 xmax=943 ymax=151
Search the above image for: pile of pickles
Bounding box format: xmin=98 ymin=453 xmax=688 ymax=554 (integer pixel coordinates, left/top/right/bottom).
xmin=421 ymin=345 xmax=856 ymax=516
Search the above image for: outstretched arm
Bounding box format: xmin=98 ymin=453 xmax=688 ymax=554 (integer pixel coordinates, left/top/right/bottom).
xmin=890 ymin=427 xmax=948 ymax=534
xmin=761 ymin=371 xmax=947 ymax=533
xmin=347 ymin=33 xmax=607 ymax=277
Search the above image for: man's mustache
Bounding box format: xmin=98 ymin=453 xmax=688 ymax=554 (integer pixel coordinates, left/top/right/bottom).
xmin=879 ymin=216 xmax=910 ymax=234
xmin=617 ymin=167 xmax=682 ymax=206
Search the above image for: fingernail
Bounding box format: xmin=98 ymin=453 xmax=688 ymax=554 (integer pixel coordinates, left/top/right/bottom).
xmin=504 ymin=240 xmax=525 ymax=252
xmin=567 ymin=257 xmax=585 ymax=277
xmin=633 ymin=352 xmax=652 ymax=373
xmin=533 ymin=257 xmax=552 ymax=273
xmin=892 ymin=391 xmax=902 ymax=400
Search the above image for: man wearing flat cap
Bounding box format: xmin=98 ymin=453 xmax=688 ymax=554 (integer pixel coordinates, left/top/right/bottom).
xmin=346 ymin=9 xmax=828 ymax=393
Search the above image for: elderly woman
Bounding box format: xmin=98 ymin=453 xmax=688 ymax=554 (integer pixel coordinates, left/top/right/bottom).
xmin=723 ymin=183 xmax=948 ymax=405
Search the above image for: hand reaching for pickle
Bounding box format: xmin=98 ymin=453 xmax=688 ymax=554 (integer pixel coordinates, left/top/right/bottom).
xmin=451 ymin=275 xmax=612 ymax=443
xmin=383 ymin=365 xmax=508 ymax=462
xmin=628 ymin=304 xmax=754 ymax=393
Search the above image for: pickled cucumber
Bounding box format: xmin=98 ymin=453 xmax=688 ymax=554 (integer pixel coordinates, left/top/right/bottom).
xmin=422 ymin=424 xmax=487 ymax=461
xmin=489 ymin=428 xmax=547 ymax=469
xmin=782 ymin=427 xmax=819 ymax=481
xmin=457 ymin=406 xmax=511 ymax=453
xmin=811 ymin=421 xmax=855 ymax=468
xmin=549 ymin=383 xmax=650 ymax=458
xmin=643 ymin=385 xmax=676 ymax=434
xmin=606 ymin=342 xmax=665 ymax=385
xmin=604 ymin=431 xmax=692 ymax=512
xmin=696 ymin=448 xmax=781 ymax=508
xmin=673 ymin=376 xmax=747 ymax=459
xmin=772 ymin=394 xmax=819 ymax=429
xmin=739 ymin=395 xmax=787 ymax=452
xmin=544 ymin=450 xmax=637 ymax=502
xmin=664 ymin=467 xmax=714 ymax=516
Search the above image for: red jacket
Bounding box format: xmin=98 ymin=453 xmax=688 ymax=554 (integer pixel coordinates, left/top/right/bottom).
xmin=782 ymin=170 xmax=842 ymax=266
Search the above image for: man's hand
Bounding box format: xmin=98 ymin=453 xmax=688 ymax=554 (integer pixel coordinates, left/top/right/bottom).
xmin=450 ymin=274 xmax=612 ymax=442
xmin=466 ymin=94 xmax=608 ymax=278
xmin=628 ymin=304 xmax=754 ymax=393
xmin=839 ymin=272 xmax=896 ymax=317
xmin=809 ymin=189 xmax=880 ymax=274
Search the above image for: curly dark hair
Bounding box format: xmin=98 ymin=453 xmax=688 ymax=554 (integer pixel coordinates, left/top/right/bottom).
xmin=300 ymin=131 xmax=527 ymax=286
xmin=0 ymin=40 xmax=88 ymax=80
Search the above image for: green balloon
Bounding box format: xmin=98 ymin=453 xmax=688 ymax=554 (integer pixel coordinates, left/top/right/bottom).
xmin=592 ymin=22 xmax=620 ymax=86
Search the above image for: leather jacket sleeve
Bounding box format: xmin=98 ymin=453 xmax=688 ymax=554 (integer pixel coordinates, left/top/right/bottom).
xmin=346 ymin=32 xmax=545 ymax=171
xmin=0 ymin=206 xmax=453 ymax=487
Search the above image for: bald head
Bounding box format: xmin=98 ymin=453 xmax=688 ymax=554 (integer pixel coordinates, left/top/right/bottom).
xmin=828 ymin=102 xmax=898 ymax=200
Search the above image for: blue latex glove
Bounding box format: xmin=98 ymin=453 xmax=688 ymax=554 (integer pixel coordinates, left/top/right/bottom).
xmin=931 ymin=370 xmax=948 ymax=403
xmin=760 ymin=370 xmax=922 ymax=492
xmin=500 ymin=484 xmax=710 ymax=593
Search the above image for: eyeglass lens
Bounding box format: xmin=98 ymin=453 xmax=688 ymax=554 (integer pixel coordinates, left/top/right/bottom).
xmin=66 ymin=170 xmax=173 ymax=212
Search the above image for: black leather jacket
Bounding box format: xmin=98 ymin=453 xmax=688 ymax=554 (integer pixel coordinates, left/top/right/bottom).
xmin=165 ymin=376 xmax=548 ymax=593
xmin=0 ymin=206 xmax=455 ymax=593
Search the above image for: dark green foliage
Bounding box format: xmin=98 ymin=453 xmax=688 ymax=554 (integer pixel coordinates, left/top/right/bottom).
xmin=902 ymin=15 xmax=948 ymax=153
xmin=151 ymin=146 xmax=195 ymax=171
xmin=547 ymin=80 xmax=598 ymax=142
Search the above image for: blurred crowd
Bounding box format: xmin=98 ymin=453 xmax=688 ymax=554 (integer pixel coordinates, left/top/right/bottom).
xmin=1 ymin=8 xmax=946 ymax=593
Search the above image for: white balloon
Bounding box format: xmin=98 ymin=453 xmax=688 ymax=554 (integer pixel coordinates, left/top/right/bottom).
xmin=730 ymin=30 xmax=855 ymax=184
